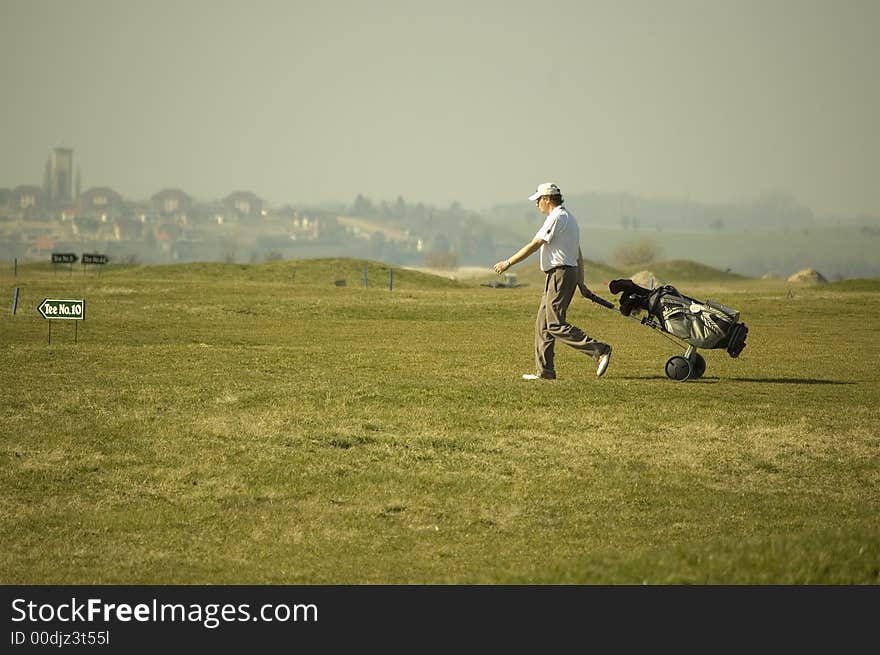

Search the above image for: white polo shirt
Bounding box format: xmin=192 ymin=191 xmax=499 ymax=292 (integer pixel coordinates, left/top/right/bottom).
xmin=534 ymin=205 xmax=580 ymax=272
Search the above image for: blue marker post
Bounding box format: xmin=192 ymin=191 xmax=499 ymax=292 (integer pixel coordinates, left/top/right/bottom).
xmin=389 ymin=268 xmax=393 ymax=291
xmin=363 ymin=265 xmax=368 ymax=288
xmin=12 ymin=287 xmax=20 ymax=315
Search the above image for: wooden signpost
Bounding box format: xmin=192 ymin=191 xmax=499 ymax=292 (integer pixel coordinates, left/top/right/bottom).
xmin=51 ymin=252 xmax=77 ymax=276
xmin=82 ymin=253 xmax=108 ymax=276
xmin=82 ymin=253 xmax=108 ymax=265
xmin=37 ymin=298 xmax=85 ymax=344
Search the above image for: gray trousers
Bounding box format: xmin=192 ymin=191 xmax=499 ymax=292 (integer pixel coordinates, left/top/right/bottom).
xmin=535 ymin=266 xmax=610 ymax=378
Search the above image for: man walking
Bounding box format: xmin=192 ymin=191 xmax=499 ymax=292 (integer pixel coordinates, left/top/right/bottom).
xmin=493 ymin=182 xmax=612 ymax=380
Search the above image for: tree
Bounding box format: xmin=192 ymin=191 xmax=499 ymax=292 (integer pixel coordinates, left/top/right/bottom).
xmin=350 ymin=194 xmax=374 ymax=216
xmin=610 ymin=238 xmax=664 ymax=267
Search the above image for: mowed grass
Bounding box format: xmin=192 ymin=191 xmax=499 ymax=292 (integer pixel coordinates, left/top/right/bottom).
xmin=1 ymin=259 xmax=878 ymax=584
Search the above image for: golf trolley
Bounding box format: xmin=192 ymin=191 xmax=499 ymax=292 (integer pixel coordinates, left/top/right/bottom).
xmin=585 ymin=280 xmax=748 ymax=381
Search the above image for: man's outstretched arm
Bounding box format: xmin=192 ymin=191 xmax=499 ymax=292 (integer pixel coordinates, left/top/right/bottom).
xmin=493 ymin=238 xmax=544 ymax=274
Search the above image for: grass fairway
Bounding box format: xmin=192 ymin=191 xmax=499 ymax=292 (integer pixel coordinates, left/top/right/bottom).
xmin=1 ymin=259 xmax=878 ymax=584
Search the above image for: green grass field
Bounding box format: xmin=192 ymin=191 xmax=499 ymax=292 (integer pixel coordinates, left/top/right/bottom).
xmin=1 ymin=259 xmax=878 ymax=584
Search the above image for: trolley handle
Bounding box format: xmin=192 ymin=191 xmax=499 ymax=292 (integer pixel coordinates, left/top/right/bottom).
xmin=583 ymin=290 xmax=616 ymax=311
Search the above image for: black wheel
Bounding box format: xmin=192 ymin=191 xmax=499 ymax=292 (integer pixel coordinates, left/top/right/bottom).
xmin=690 ymin=353 xmax=707 ymax=379
xmin=665 ymin=356 xmax=692 ymax=381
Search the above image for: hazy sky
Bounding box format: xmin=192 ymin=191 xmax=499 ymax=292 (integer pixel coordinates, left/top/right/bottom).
xmin=2 ymin=0 xmax=878 ymax=216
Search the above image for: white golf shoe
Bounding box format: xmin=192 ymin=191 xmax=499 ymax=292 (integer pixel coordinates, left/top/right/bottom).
xmin=522 ymin=372 xmax=556 ymax=380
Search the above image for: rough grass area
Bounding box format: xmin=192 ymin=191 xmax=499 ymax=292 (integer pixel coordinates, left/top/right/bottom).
xmin=1 ymin=260 xmax=878 ymax=583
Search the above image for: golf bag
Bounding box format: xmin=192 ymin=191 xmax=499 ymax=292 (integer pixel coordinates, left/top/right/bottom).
xmin=608 ymin=279 xmax=748 ymax=358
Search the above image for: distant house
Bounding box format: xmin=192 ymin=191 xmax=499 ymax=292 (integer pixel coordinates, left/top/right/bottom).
xmin=33 ymin=234 xmax=56 ymax=252
xmin=71 ymin=216 xmax=102 ymax=236
xmin=80 ymin=186 xmax=123 ymax=214
xmin=113 ymin=218 xmax=144 ymax=241
xmin=154 ymin=221 xmax=183 ymax=243
xmin=151 ymin=188 xmax=192 ymax=217
xmin=223 ymin=191 xmax=263 ymax=218
xmin=274 ymin=204 xmax=297 ymax=219
xmin=27 ymin=233 xmax=63 ymax=260
xmin=10 ymin=185 xmax=46 ymax=215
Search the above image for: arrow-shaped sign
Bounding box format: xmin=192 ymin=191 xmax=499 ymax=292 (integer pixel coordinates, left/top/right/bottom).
xmin=37 ymin=298 xmax=86 ymax=320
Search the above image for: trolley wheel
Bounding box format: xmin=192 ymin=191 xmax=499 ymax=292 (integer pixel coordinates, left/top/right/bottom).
xmin=665 ymin=355 xmax=692 ymax=381
xmin=690 ymin=353 xmax=707 ymax=380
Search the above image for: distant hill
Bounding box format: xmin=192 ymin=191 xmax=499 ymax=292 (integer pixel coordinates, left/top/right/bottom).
xmin=465 ymin=258 xmax=743 ymax=290
xmin=486 ymin=191 xmax=817 ymax=232
xmin=639 ymin=260 xmax=747 ymax=282
xmin=333 ymin=195 xmax=878 ymax=279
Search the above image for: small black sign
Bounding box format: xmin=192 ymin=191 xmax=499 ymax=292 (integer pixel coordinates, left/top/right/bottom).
xmin=52 ymin=252 xmax=78 ymax=264
xmin=82 ymin=253 xmax=108 ymax=265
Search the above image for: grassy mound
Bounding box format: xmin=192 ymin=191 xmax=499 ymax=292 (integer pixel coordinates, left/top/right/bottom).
xmin=522 ymin=258 xmax=743 ymax=288
xmin=477 ymin=258 xmax=625 ymax=289
xmin=823 ymin=278 xmax=880 ymax=292
xmin=584 ymin=259 xmax=626 ymax=282
xmin=635 ymin=260 xmax=748 ymax=282
xmin=471 ymin=258 xmax=744 ymax=290
xmin=103 ymin=258 xmax=465 ymax=289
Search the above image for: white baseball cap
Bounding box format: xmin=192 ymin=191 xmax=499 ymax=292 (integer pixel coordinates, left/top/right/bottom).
xmin=528 ymin=182 xmax=562 ymax=201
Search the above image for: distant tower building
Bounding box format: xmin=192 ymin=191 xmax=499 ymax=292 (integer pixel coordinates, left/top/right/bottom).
xmin=47 ymin=147 xmax=74 ymax=202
